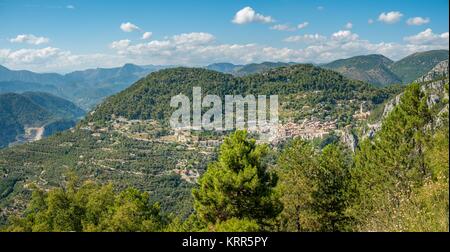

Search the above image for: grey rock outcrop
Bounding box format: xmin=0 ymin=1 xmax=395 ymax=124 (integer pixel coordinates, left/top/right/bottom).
xmin=415 ymin=59 xmax=449 ymax=83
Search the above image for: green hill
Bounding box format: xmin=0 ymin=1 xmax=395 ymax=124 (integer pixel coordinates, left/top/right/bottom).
xmin=389 ymin=50 xmax=449 ymax=84
xmin=0 ymin=92 xmax=85 ymax=148
xmin=89 ymin=64 xmax=395 ymax=124
xmin=323 ymin=54 xmax=401 ymax=86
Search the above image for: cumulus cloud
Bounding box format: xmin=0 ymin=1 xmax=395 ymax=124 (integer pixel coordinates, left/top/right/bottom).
xmin=0 ymin=46 xmax=121 ymax=72
xmin=406 ymin=17 xmax=430 ymax=26
xmin=142 ymin=32 xmax=153 ymax=40
xmin=2 ymin=28 xmax=449 ymax=73
xmin=232 ymin=6 xmax=274 ymax=24
xmin=345 ymin=22 xmax=353 ymax=29
xmin=120 ymin=22 xmax=140 ymax=32
xmin=297 ymin=22 xmax=309 ymax=29
xmin=1 ymin=47 xmax=63 ymax=64
xmin=404 ymin=28 xmax=449 ymax=45
xmin=270 ymin=24 xmax=296 ymax=31
xmin=108 ymin=29 xmax=439 ymax=66
xmin=368 ymin=19 xmax=374 ymax=24
xmin=10 ymin=34 xmax=50 ymax=45
xmin=110 ymin=39 xmax=131 ymax=50
xmin=284 ymin=34 xmax=326 ymax=43
xmin=172 ymin=32 xmax=215 ymax=44
xmin=378 ymin=11 xmax=403 ymax=24
xmin=331 ymin=30 xmax=359 ymax=42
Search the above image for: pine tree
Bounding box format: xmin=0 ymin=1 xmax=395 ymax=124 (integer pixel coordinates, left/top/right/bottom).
xmin=192 ymin=130 xmax=282 ymax=230
xmin=314 ymin=144 xmax=354 ymax=231
xmin=276 ymin=140 xmax=319 ymax=231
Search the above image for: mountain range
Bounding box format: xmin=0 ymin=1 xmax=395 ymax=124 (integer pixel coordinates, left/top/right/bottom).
xmin=0 ymin=64 xmax=169 ymax=110
xmin=323 ymin=49 xmax=449 ymax=86
xmin=1 ymin=50 xmax=448 ymax=111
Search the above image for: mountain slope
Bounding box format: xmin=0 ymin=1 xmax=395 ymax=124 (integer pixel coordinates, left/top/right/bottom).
xmin=0 ymin=64 xmax=170 ymax=110
xmin=323 ymin=54 xmax=401 ymax=86
xmin=0 ymin=65 xmax=64 ymax=86
xmin=0 ymin=80 xmax=61 ymax=95
xmin=389 ymin=50 xmax=449 ymax=84
xmin=0 ymin=92 xmax=84 ymax=148
xmin=415 ymin=59 xmax=449 ymax=83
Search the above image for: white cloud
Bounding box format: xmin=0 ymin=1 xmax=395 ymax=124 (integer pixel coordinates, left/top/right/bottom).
xmin=232 ymin=6 xmax=274 ymax=24
xmin=284 ymin=34 xmax=326 ymax=43
xmin=317 ymin=6 xmax=324 ymax=11
xmin=345 ymin=22 xmax=353 ymax=29
xmin=404 ymin=28 xmax=449 ymax=45
xmin=270 ymin=24 xmax=296 ymax=31
xmin=142 ymin=32 xmax=153 ymax=40
xmin=172 ymin=32 xmax=215 ymax=44
xmin=0 ymin=46 xmax=120 ymax=72
xmin=66 ymin=5 xmax=75 ymax=9
xmin=331 ymin=30 xmax=359 ymax=42
xmin=110 ymin=39 xmax=131 ymax=50
xmin=368 ymin=19 xmax=374 ymax=24
xmin=10 ymin=34 xmax=50 ymax=45
xmin=406 ymin=17 xmax=430 ymax=26
xmin=120 ymin=22 xmax=140 ymax=32
xmin=2 ymin=28 xmax=449 ymax=72
xmin=0 ymin=47 xmax=63 ymax=64
xmin=297 ymin=22 xmax=309 ymax=29
xmin=378 ymin=11 xmax=403 ymax=24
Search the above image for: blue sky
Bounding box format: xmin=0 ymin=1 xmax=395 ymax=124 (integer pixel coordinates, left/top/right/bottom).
xmin=0 ymin=0 xmax=448 ymax=72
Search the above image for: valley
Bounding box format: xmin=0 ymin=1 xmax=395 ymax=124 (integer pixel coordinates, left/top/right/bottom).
xmin=8 ymin=127 xmax=44 ymax=147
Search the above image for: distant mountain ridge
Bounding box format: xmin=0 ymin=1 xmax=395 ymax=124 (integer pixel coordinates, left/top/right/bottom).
xmin=322 ymin=54 xmax=402 ymax=86
xmin=323 ymin=50 xmax=449 ymax=86
xmin=1 ymin=50 xmax=448 ymax=110
xmin=0 ymin=64 xmax=170 ymax=110
xmin=415 ymin=59 xmax=449 ymax=83
xmin=0 ymin=92 xmax=85 ymax=148
xmin=205 ymin=62 xmax=296 ymax=76
xmin=389 ymin=50 xmax=450 ymax=83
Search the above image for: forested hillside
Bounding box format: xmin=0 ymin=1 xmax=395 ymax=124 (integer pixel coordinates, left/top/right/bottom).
xmin=389 ymin=50 xmax=449 ymax=84
xmin=88 ymin=64 xmax=397 ymax=125
xmin=323 ymin=50 xmax=449 ymax=86
xmin=0 ymin=92 xmax=84 ymax=148
xmin=323 ymin=54 xmax=401 ymax=86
